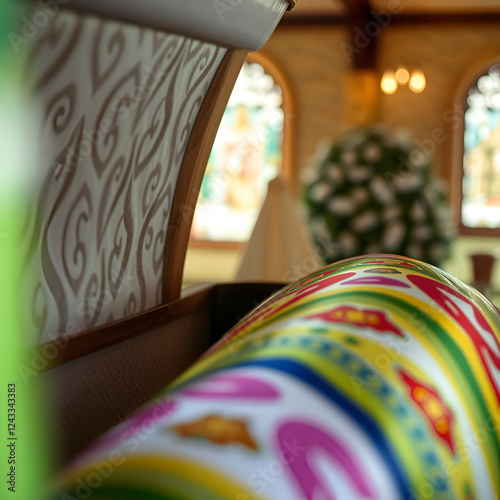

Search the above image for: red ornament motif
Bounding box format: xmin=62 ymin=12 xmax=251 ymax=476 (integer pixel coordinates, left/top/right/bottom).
xmin=362 ymin=259 xmax=420 ymax=269
xmin=218 ymin=271 xmax=356 ymax=344
xmin=408 ymin=274 xmax=500 ymax=404
xmin=308 ymin=306 xmax=404 ymax=337
xmin=399 ymin=368 xmax=456 ymax=454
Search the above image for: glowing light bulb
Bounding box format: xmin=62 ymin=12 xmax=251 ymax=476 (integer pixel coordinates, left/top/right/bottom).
xmin=381 ymin=72 xmax=398 ymax=95
xmin=395 ymin=67 xmax=410 ymax=85
xmin=409 ymin=71 xmax=426 ymax=93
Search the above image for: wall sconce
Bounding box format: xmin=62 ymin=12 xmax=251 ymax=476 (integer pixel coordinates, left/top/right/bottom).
xmin=381 ymin=67 xmax=426 ymax=94
xmin=395 ymin=67 xmax=410 ymax=85
xmin=409 ymin=70 xmax=426 ymax=93
xmin=381 ymin=71 xmax=398 ymax=95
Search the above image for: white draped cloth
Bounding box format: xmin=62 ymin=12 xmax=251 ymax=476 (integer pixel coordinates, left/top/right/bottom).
xmin=236 ymin=176 xmax=322 ymax=282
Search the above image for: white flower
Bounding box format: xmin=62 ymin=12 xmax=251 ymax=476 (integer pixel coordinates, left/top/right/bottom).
xmin=352 ymin=187 xmax=369 ymax=204
xmin=383 ymin=204 xmax=402 ymax=221
xmin=310 ymin=181 xmax=331 ymax=203
xmin=363 ymin=143 xmax=381 ymax=162
xmin=393 ymin=174 xmax=423 ymax=193
xmin=342 ymin=130 xmax=366 ymax=149
xmin=384 ymin=128 xmax=410 ymax=148
xmin=371 ymin=124 xmax=389 ymax=136
xmin=370 ymin=176 xmax=394 ymax=205
xmin=412 ymin=225 xmax=432 ymax=241
xmin=423 ymin=185 xmax=437 ymax=204
xmin=436 ymin=206 xmax=452 ymax=224
xmin=310 ymin=217 xmax=331 ymax=241
xmin=406 ymin=242 xmax=423 ymax=260
xmin=385 ymin=135 xmax=399 ymax=148
xmin=341 ymin=151 xmax=357 ymax=165
xmin=435 ymin=206 xmax=455 ymax=237
xmin=339 ymin=231 xmax=359 ymax=254
xmin=383 ymin=221 xmax=406 ymax=251
xmin=424 ymin=178 xmax=447 ymax=201
xmin=393 ymin=127 xmax=413 ymax=147
xmin=409 ymin=149 xmax=427 ymax=168
xmin=328 ymin=196 xmax=357 ymax=216
xmin=324 ymin=244 xmax=341 ymax=260
xmin=410 ymin=201 xmax=427 ymax=222
xmin=351 ymin=211 xmax=379 ymax=232
xmin=437 ymin=208 xmax=455 ymax=238
xmin=300 ymin=166 xmax=317 ymax=184
xmin=314 ymin=142 xmax=332 ymax=163
xmin=434 ymin=178 xmax=448 ymax=195
xmin=326 ymin=164 xmax=343 ymax=184
xmin=347 ymin=166 xmax=373 ymax=183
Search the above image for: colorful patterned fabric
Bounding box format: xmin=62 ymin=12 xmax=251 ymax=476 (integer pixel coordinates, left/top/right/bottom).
xmin=53 ymin=255 xmax=500 ymax=500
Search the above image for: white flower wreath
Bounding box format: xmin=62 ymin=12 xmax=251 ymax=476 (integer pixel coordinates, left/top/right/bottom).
xmin=304 ymin=125 xmax=455 ymax=266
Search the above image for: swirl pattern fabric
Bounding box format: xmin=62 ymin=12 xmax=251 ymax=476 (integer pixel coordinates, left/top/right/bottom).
xmin=54 ymin=255 xmax=500 ymax=500
xmin=21 ymin=10 xmax=226 ymax=345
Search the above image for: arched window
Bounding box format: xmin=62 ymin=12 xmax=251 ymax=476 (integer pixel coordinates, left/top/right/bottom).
xmin=459 ymin=61 xmax=500 ymax=235
xmin=189 ymin=54 xmax=293 ymax=247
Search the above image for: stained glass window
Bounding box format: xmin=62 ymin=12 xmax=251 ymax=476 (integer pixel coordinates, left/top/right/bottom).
xmin=190 ymin=61 xmax=284 ymax=243
xmin=462 ymin=64 xmax=500 ymax=230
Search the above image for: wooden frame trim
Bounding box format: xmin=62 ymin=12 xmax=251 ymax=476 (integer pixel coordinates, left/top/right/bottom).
xmin=449 ymin=55 xmax=500 ymax=237
xmin=40 ymin=285 xmax=214 ymax=370
xmin=279 ymin=12 xmax=500 ymax=27
xmin=188 ymin=240 xmax=244 ymax=250
xmin=39 ymin=279 xmax=285 ymax=370
xmin=162 ymin=49 xmax=247 ymax=302
xmin=248 ymin=51 xmax=296 ymax=192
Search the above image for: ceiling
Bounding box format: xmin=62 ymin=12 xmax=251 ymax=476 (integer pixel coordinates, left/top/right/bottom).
xmin=288 ymin=0 xmax=500 ymax=18
xmin=372 ymin=0 xmax=500 ymax=13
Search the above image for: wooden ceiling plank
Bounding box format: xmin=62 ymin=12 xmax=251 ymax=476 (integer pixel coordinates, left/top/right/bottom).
xmin=392 ymin=12 xmax=500 ymax=23
xmin=338 ymin=0 xmax=379 ymax=69
xmin=279 ymin=10 xmax=500 ymax=26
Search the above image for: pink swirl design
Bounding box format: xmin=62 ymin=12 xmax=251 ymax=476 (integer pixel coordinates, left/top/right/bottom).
xmin=182 ymin=374 xmax=280 ymax=400
xmin=277 ymin=421 xmax=377 ymax=500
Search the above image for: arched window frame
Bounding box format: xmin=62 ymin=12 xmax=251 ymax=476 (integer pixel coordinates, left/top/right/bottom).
xmin=188 ymin=52 xmax=295 ymax=249
xmin=451 ymin=56 xmax=500 ymax=237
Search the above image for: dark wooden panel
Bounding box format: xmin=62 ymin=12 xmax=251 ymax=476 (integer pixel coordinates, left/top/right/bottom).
xmin=44 ymin=307 xmax=212 ymax=463
xmin=42 ymin=282 xmax=286 ymax=463
xmin=210 ymin=283 xmax=285 ymax=344
xmin=38 ymin=286 xmax=214 ymax=370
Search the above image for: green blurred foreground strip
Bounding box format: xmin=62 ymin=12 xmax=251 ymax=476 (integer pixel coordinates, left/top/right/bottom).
xmin=0 ymin=1 xmax=52 ymax=498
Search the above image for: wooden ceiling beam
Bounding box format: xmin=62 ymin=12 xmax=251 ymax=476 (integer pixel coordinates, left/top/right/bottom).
xmin=338 ymin=0 xmax=378 ymax=69
xmin=339 ymin=0 xmax=372 ymax=22
xmin=278 ymin=0 xmax=500 ymax=67
xmin=392 ymin=12 xmax=500 ymax=24
xmin=279 ymin=10 xmax=500 ymax=26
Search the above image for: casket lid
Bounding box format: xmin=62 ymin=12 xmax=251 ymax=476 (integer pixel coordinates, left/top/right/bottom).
xmin=67 ymin=0 xmax=292 ymax=51
xmin=26 ymin=0 xmax=293 ymax=355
